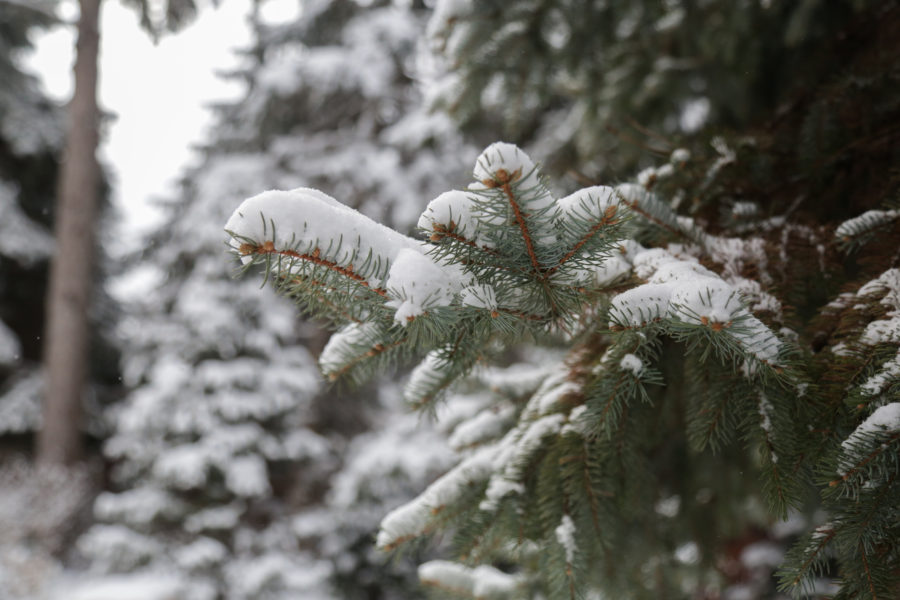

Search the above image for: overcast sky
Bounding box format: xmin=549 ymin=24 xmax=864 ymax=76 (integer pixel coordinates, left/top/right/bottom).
xmin=27 ymin=0 xmax=299 ymax=241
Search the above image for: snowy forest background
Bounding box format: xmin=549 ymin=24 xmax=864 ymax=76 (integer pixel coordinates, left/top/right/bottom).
xmin=1 ymin=0 xmax=899 ymax=599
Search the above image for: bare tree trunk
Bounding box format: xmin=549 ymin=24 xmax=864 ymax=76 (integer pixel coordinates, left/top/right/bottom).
xmin=38 ymin=0 xmax=103 ymax=466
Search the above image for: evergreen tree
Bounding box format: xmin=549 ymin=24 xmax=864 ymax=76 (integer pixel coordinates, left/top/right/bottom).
xmin=39 ymin=0 xmax=212 ymax=466
xmin=0 ymin=2 xmax=118 ymax=597
xmin=0 ymin=0 xmax=120 ymax=455
xmin=78 ymin=153 xmax=334 ymax=598
xmin=0 ymin=0 xmax=62 ymax=442
xmin=226 ymin=2 xmax=900 ymax=598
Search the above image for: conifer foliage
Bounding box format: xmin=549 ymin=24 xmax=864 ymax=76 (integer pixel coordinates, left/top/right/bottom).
xmin=225 ymin=1 xmax=900 ymax=598
xmin=422 ymin=0 xmax=888 ymax=181
xmin=226 ymin=142 xmax=631 ymax=396
xmin=227 ymin=140 xmax=891 ymax=598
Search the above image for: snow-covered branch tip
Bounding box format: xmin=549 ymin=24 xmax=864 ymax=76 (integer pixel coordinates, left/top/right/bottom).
xmin=225 ymin=143 xmax=641 ymax=393
xmin=607 ymin=248 xmax=784 ymax=369
xmin=418 ymin=142 xmax=628 ymax=286
xmin=835 ymin=208 xmax=900 ymax=246
xmin=225 ymin=187 xmax=418 ymax=293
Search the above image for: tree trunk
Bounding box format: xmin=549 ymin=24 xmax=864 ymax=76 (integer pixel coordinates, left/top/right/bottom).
xmin=38 ymin=0 xmax=102 ymax=466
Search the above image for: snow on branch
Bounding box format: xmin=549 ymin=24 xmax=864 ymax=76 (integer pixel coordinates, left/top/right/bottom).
xmin=473 ymin=142 xmax=543 ymax=196
xmin=555 ymin=515 xmax=577 ymax=565
xmin=857 ymin=268 xmax=900 ymax=346
xmin=847 ymin=268 xmax=900 ymax=399
xmin=418 ymin=560 xmax=524 ymax=598
xmin=860 ymin=351 xmax=900 ymax=397
xmin=836 ymin=402 xmax=900 ymax=480
xmin=319 ymin=322 xmax=389 ymax=380
xmin=419 ymin=142 xmax=625 ymax=289
xmin=227 ymin=143 xmax=638 ymax=397
xmin=0 ymin=181 xmax=54 ymax=265
xmin=226 ymin=187 xmax=420 ymax=293
xmin=386 ymin=248 xmax=466 ymax=325
xmin=418 ymin=190 xmax=490 ymax=247
xmin=376 ymin=443 xmax=500 ymax=550
xmin=404 ymin=349 xmax=458 ymax=407
xmin=480 ymin=414 xmax=566 ymax=512
xmin=378 ymin=359 xmax=584 ymax=550
xmin=448 ymin=404 xmax=517 ymax=451
xmin=835 ymin=208 xmax=900 ymax=243
xmin=608 ymin=248 xmax=783 ymax=366
xmin=0 ymin=319 xmax=21 ymax=367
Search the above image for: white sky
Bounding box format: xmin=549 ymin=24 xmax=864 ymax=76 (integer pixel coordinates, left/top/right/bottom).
xmin=26 ymin=0 xmax=300 ymax=241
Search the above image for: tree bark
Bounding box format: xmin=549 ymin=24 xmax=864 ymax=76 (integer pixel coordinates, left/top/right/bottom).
xmin=38 ymin=0 xmax=102 ymax=466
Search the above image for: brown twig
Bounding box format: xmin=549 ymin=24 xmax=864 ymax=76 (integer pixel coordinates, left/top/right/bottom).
xmin=282 ymin=275 xmax=362 ymax=323
xmin=502 ymin=180 xmax=543 ymax=273
xmin=326 ymin=338 xmax=404 ymax=381
xmin=790 ymin=527 xmax=835 ymax=587
xmin=860 ymin=541 xmax=877 ymax=600
xmin=830 ymin=432 xmax=900 ymax=485
xmin=240 ymin=242 xmax=388 ymax=297
xmin=430 ymin=223 xmax=499 ymax=256
xmin=617 ymin=194 xmax=685 ymax=239
xmin=482 ymin=168 xmax=544 ymax=274
xmin=548 ymin=206 xmax=618 ymax=276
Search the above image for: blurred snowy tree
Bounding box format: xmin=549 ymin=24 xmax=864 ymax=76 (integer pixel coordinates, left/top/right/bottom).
xmin=0 ymin=0 xmax=62 ymax=444
xmin=73 ymin=0 xmax=470 ymax=598
xmin=214 ymin=0 xmax=474 ymax=231
xmin=0 ymin=2 xmax=119 ymax=597
xmin=39 ymin=0 xmax=217 ymax=467
xmin=0 ymin=0 xmax=119 ymax=456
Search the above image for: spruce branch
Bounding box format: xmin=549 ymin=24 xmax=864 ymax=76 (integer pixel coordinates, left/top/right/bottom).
xmin=836 ymin=208 xmax=900 ymax=243
xmin=547 ymin=204 xmax=620 ymax=277
xmin=489 ymin=168 xmax=543 ymax=274
xmin=240 ymin=241 xmax=390 ymax=298
xmin=225 ymin=140 xmax=900 ymax=600
xmin=778 ymin=525 xmax=836 ymax=595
